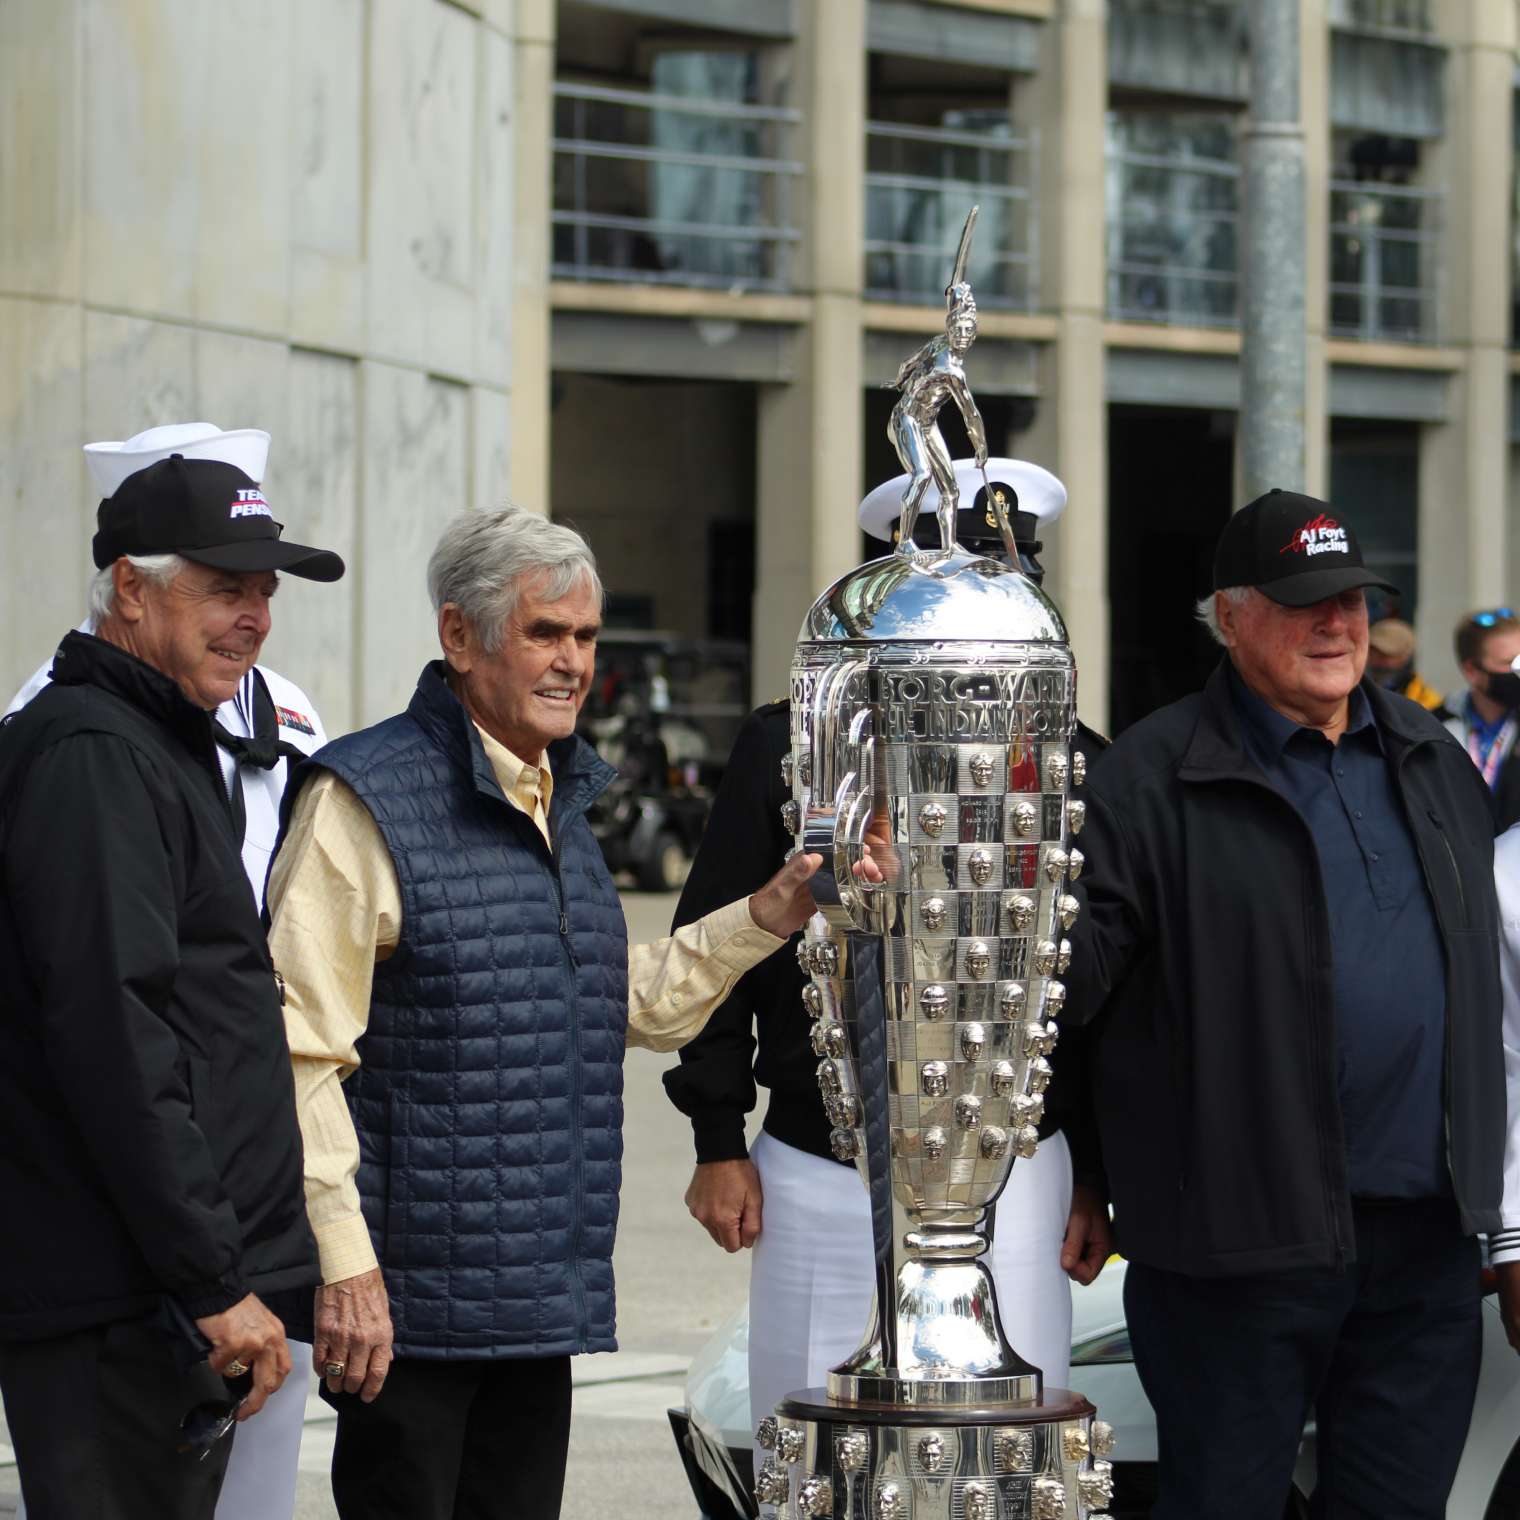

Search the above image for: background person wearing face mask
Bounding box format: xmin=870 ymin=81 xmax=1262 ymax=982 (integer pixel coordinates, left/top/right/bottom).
xmin=1366 ymin=617 xmax=1446 ymax=714
xmin=1444 ymin=609 xmax=1520 ymax=827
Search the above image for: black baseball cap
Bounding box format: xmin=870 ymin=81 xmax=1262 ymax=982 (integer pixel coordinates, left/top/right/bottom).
xmin=92 ymin=456 xmax=345 ymax=582
xmin=1213 ymin=489 xmax=1397 ymax=608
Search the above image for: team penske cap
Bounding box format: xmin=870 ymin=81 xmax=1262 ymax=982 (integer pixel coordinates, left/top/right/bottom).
xmin=1213 ymin=488 xmax=1397 ymax=608
xmin=87 ymin=424 xmax=344 ymax=582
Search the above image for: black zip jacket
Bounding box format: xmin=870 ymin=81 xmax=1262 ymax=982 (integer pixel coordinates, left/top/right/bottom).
xmin=0 ymin=632 xmax=318 ymax=1340
xmin=665 ymin=699 xmax=1109 ymax=1193
xmin=1066 ymin=660 xmax=1503 ymax=1277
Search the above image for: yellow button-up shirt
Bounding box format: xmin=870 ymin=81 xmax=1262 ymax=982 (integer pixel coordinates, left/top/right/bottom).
xmin=268 ymin=729 xmax=783 ymax=1284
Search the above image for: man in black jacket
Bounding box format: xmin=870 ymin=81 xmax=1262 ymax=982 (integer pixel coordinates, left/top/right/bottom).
xmin=1066 ymin=490 xmax=1506 ymax=1520
xmin=0 ymin=447 xmax=342 ymax=1517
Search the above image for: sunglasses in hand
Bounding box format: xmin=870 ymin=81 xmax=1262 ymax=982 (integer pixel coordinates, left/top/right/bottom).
xmin=177 ymin=1366 xmax=254 ymax=1459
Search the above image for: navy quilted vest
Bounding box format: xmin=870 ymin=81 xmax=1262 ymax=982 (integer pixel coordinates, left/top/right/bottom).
xmin=297 ymin=663 xmax=626 ymax=1359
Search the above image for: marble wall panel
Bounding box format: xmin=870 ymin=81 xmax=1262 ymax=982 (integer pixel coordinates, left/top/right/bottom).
xmin=194 ymin=0 xmax=292 ymax=334
xmin=476 ymin=25 xmax=515 ymax=388
xmin=0 ymin=298 xmax=87 ymax=699
xmin=288 ymin=0 xmax=366 ymax=353
xmin=473 ymin=385 xmax=514 ymax=513
xmin=0 ymin=1 xmax=83 ymax=299
xmin=366 ymin=0 xmax=478 ymax=375
xmin=358 ymin=361 xmax=469 ymax=724
xmin=257 ymin=350 xmax=360 ymax=734
xmin=82 ymin=309 xmax=197 ymax=445
xmin=82 ymin=0 xmax=211 ymax=317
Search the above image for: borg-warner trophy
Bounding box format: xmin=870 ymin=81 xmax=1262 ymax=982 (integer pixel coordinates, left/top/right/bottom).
xmin=756 ymin=211 xmax=1113 ymax=1520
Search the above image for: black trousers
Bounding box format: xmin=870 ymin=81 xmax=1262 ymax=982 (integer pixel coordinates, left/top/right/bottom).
xmin=0 ymin=1315 xmax=231 ymax=1520
xmin=1124 ymin=1198 xmax=1482 ymax=1520
xmin=326 ymin=1353 xmax=573 ymax=1520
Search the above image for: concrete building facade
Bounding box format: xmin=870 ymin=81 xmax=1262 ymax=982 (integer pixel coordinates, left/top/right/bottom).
xmin=1 ymin=0 xmax=1516 ymax=734
xmin=0 ymin=0 xmax=529 ymax=731
xmin=530 ymin=0 xmax=1520 ymax=730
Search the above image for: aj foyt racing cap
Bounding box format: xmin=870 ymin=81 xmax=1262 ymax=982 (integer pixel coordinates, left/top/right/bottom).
xmin=1213 ymin=488 xmax=1397 ymax=608
xmin=87 ymin=423 xmax=344 ymax=582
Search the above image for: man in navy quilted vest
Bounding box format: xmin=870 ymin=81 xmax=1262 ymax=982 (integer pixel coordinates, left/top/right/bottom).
xmin=266 ymin=504 xmax=831 ymax=1519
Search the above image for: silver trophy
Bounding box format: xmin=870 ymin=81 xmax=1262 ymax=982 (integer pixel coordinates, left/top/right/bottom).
xmin=759 ymin=209 xmax=1113 ymax=1520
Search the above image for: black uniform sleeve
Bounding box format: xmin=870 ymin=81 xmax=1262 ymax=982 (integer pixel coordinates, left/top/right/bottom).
xmin=1064 ymin=784 xmax=1153 ymax=1029
xmin=663 ymin=704 xmax=793 ymax=1163
xmin=1041 ymin=722 xmax=1112 ymax=1197
xmin=5 ymin=734 xmax=248 ymax=1318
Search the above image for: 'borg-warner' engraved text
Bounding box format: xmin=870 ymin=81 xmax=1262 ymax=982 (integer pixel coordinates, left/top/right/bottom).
xmin=879 ymin=668 xmax=1074 ymax=741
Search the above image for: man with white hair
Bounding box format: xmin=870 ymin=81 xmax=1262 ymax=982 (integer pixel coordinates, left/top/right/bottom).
xmin=1065 ymin=490 xmax=1506 ymax=1519
xmin=266 ymin=504 xmax=836 ymax=1518
xmin=0 ymin=427 xmax=343 ymax=1518
xmin=6 ymin=425 xmax=333 ymax=1520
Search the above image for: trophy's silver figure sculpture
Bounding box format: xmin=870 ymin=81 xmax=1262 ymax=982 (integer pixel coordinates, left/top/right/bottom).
xmin=759 ymin=208 xmax=1114 ymax=1520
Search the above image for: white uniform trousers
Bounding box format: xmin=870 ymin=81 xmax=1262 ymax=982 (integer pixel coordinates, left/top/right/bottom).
xmin=747 ymin=1130 xmax=1073 ymax=1449
xmin=214 ymin=1342 xmax=312 ymax=1520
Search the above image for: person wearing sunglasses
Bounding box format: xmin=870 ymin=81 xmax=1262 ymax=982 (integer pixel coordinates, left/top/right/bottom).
xmin=1444 ymin=609 xmax=1520 ymax=827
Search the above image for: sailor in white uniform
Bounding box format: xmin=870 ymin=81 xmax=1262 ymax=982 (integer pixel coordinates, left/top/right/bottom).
xmin=5 ymin=423 xmax=334 ymax=1520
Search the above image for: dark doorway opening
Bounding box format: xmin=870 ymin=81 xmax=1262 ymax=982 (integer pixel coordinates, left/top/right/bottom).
xmin=1328 ymin=419 xmax=1419 ymax=627
xmin=1108 ymin=404 xmax=1234 ymax=736
xmin=551 ymin=372 xmax=757 ymax=643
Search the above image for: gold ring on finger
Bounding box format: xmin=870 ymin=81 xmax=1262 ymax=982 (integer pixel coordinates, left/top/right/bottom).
xmin=325 ymin=1361 xmax=347 ymax=1378
xmin=224 ymin=1360 xmax=249 ymax=1378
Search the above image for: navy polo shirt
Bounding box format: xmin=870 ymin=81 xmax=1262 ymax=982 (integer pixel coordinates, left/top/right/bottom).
xmin=1229 ymin=667 xmax=1448 ymax=1199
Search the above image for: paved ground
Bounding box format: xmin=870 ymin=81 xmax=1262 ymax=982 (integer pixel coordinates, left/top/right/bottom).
xmin=0 ymin=892 xmax=750 ymax=1519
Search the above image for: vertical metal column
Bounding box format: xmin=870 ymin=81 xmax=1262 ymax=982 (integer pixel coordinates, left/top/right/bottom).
xmin=1239 ymin=0 xmax=1307 ymax=498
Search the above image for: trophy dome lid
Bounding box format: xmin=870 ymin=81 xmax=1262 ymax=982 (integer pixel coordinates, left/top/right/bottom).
xmin=800 ymin=547 xmax=1067 ymax=645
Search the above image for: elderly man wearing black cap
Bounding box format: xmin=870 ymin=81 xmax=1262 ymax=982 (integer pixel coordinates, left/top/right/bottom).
xmin=1062 ymin=489 xmax=1508 ymax=1519
xmin=0 ymin=428 xmax=342 ymax=1518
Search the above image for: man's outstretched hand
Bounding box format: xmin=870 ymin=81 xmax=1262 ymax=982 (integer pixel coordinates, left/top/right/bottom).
xmin=749 ymin=852 xmax=823 ymax=938
xmin=749 ymin=846 xmax=888 ymax=939
xmin=686 ymin=1160 xmax=764 ymax=1251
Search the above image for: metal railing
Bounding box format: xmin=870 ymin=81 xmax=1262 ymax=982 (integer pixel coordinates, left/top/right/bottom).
xmin=863 ymin=120 xmax=1038 ymax=310
xmin=1329 ymin=178 xmax=1442 ymax=342
xmin=552 ymin=81 xmax=802 ymax=292
xmin=1106 ymin=122 xmax=1240 ymax=328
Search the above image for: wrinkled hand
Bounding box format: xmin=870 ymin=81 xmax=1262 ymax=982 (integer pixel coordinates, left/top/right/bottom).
xmin=313 ymin=1268 xmax=394 ymax=1402
xmin=686 ymin=1160 xmax=764 ymax=1252
xmin=1061 ymin=1185 xmax=1115 ymax=1286
xmin=1497 ymin=1262 xmax=1520 ymax=1355
xmin=749 ymin=852 xmax=824 ymax=938
xmin=196 ymin=1293 xmax=290 ymax=1420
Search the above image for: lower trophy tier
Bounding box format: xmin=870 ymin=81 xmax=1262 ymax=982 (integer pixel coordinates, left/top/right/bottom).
xmin=756 ymin=1391 xmax=1114 ymax=1520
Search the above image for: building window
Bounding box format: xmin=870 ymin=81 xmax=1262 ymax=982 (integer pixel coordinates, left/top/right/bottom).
xmin=1107 ymin=0 xmax=1248 ymax=103
xmin=552 ymin=52 xmax=801 ymax=292
xmin=864 ymin=111 xmax=1037 ymax=309
xmin=1106 ymin=112 xmax=1239 ymax=328
xmin=1329 ymin=135 xmax=1441 ymax=343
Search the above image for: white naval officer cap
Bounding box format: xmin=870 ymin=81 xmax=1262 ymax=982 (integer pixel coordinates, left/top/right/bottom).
xmin=858 ymin=457 xmax=1067 ymax=544
xmin=84 ymin=422 xmax=271 ymax=499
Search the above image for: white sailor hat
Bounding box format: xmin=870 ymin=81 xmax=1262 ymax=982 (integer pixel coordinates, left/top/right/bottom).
xmin=84 ymin=422 xmax=271 ymax=499
xmin=858 ymin=457 xmax=1067 ymax=544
